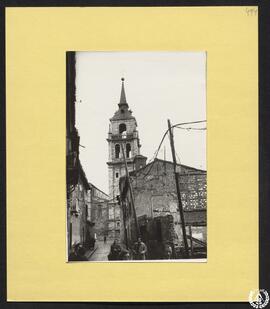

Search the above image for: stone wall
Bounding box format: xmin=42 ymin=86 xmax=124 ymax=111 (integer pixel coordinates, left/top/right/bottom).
xmin=120 ymin=159 xmax=207 ymax=254
xmin=131 ymin=160 xmax=207 ymax=212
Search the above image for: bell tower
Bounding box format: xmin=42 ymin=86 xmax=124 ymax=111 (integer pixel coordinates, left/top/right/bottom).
xmin=107 ymin=78 xmax=147 ymax=200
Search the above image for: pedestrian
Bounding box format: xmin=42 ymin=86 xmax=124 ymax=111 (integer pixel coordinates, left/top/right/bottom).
xmin=104 ymin=235 xmax=107 ymax=243
xmin=133 ymin=238 xmax=147 ymax=260
xmin=108 ymin=239 xmax=122 ymax=260
xmin=163 ymin=242 xmax=173 ymax=259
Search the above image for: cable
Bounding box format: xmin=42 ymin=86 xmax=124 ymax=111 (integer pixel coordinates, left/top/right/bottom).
xmin=131 ymin=120 xmax=206 ymax=182
xmin=141 ymin=120 xmax=206 ymax=179
xmin=175 ymin=127 xmax=206 ymax=131
xmin=142 ymin=129 xmax=169 ymax=178
xmin=172 ymin=120 xmax=206 ymax=128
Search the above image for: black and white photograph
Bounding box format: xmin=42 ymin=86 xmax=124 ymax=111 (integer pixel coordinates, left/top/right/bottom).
xmin=66 ymin=51 xmax=207 ymax=262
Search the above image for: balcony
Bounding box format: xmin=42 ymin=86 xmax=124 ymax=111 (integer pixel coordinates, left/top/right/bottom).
xmin=107 ymin=132 xmax=137 ymax=141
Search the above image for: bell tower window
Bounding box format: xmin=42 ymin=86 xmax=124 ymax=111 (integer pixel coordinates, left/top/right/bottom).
xmin=126 ymin=143 xmax=131 ymax=158
xmin=119 ymin=123 xmax=126 ymax=134
xmin=115 ymin=144 xmax=120 ymax=159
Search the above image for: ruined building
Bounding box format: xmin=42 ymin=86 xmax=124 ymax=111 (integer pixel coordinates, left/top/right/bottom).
xmin=119 ymin=159 xmax=207 ymax=259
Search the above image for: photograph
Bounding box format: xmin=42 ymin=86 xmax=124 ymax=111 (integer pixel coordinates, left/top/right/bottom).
xmin=66 ymin=51 xmax=207 ymax=262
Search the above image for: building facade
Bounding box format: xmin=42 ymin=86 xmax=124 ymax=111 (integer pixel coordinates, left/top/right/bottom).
xmin=119 ymin=159 xmax=207 ymax=259
xmin=106 ymin=78 xmax=147 ymax=238
xmin=68 ymin=162 xmax=91 ymax=248
xmin=66 ymin=52 xmax=94 ymax=258
xmin=89 ymin=184 xmax=110 ymax=239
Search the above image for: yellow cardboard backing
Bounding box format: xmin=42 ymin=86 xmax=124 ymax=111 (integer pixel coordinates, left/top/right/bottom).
xmin=6 ymin=7 xmax=258 ymax=301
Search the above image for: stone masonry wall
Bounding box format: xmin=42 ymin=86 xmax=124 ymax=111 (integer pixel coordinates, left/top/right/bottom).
xmin=125 ymin=160 xmax=207 ymax=246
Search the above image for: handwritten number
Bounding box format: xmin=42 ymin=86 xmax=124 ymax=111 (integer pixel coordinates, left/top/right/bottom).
xmin=246 ymin=8 xmax=258 ymax=16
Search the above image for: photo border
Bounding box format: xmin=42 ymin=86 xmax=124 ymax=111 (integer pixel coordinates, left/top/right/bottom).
xmin=1 ymin=0 xmax=269 ymax=307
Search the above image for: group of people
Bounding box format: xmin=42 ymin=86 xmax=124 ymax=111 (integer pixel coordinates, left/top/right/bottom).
xmin=69 ymin=237 xmax=173 ymax=262
xmin=108 ymin=238 xmax=147 ymax=261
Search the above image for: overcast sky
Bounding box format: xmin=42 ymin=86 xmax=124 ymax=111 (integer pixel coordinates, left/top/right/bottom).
xmin=75 ymin=51 xmax=206 ymax=194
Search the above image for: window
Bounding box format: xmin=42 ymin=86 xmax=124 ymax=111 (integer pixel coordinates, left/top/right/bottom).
xmin=115 ymin=144 xmax=120 ymax=158
xmin=126 ymin=143 xmax=131 ymax=158
xmin=119 ymin=123 xmax=126 ymax=134
xmin=98 ymin=207 xmax=102 ymax=218
xmin=116 ymin=172 xmax=119 ymax=178
xmin=121 ymin=109 xmax=124 ymax=114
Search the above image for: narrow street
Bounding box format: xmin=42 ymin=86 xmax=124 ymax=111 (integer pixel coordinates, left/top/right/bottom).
xmin=88 ymin=240 xmax=113 ymax=261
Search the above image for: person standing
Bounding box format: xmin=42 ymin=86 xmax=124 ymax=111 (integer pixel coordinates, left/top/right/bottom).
xmin=163 ymin=242 xmax=173 ymax=260
xmin=108 ymin=239 xmax=122 ymax=260
xmin=133 ymin=238 xmax=147 ymax=260
xmin=104 ymin=235 xmax=107 ymax=243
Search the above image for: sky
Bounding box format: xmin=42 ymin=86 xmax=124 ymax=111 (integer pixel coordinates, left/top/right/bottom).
xmin=75 ymin=51 xmax=206 ymax=194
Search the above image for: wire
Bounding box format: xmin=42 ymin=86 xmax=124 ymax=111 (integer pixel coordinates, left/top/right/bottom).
xmin=175 ymin=126 xmax=206 ymax=131
xmin=139 ymin=120 xmax=207 ymax=180
xmin=172 ymin=120 xmax=206 ymax=128
xmin=142 ymin=129 xmax=169 ymax=178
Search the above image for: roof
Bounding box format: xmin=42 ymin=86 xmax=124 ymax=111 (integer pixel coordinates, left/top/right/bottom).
xmin=78 ymin=160 xmax=90 ymax=190
xmin=88 ymin=182 xmax=109 ymax=199
xmin=110 ymin=108 xmax=135 ymax=121
xmin=130 ymin=158 xmax=206 ymax=176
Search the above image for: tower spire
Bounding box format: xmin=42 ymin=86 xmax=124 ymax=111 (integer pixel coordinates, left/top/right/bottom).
xmin=119 ymin=78 xmax=128 ymax=108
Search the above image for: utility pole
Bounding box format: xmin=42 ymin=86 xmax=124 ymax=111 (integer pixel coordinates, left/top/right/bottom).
xmin=167 ymin=119 xmax=189 ymax=258
xmin=120 ymin=196 xmax=129 ymax=249
xmin=120 ymin=141 xmax=140 ymax=239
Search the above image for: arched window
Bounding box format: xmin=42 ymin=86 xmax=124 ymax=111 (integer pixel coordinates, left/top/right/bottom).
xmin=115 ymin=144 xmax=120 ymax=159
xmin=126 ymin=143 xmax=131 ymax=158
xmin=119 ymin=123 xmax=126 ymax=134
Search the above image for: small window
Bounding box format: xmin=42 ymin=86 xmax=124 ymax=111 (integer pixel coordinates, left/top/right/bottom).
xmin=126 ymin=143 xmax=131 ymax=158
xmin=121 ymin=109 xmax=124 ymax=114
xmin=115 ymin=144 xmax=120 ymax=158
xmin=116 ymin=172 xmax=119 ymax=178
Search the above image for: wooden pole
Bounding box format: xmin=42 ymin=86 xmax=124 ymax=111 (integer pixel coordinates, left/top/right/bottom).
xmin=69 ymin=222 xmax=72 ymax=251
xmin=121 ymin=199 xmax=129 ymax=249
xmin=120 ymin=142 xmax=140 ymax=239
xmin=167 ymin=119 xmax=189 ymax=258
xmin=189 ymin=225 xmax=193 ymax=257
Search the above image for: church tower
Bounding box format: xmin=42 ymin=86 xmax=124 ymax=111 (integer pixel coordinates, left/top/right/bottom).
xmin=107 ymin=78 xmax=147 ymax=200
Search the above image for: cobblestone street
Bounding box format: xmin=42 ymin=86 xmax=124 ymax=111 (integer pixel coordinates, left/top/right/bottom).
xmin=88 ymin=240 xmax=113 ymax=261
